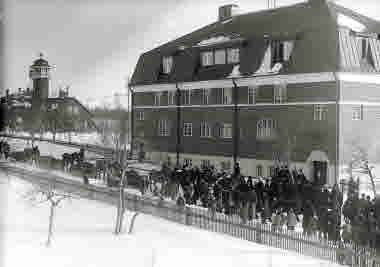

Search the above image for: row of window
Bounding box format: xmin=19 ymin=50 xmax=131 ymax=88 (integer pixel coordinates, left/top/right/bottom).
xmin=157 ymin=120 xmax=275 ymax=138
xmin=138 ymin=105 xmax=363 ymax=124
xmin=151 ymin=85 xmax=286 ymax=106
xmin=161 ymin=40 xmax=294 ymax=74
xmin=183 ymin=158 xmax=275 ymax=177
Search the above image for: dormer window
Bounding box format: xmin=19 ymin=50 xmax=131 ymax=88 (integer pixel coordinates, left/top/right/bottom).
xmin=214 ymin=49 xmax=226 ymax=64
xmin=162 ymin=56 xmax=173 ymax=74
xmin=227 ymin=48 xmax=239 ymax=63
xmin=201 ymin=48 xmax=240 ymax=66
xmin=201 ymin=51 xmax=213 ymax=66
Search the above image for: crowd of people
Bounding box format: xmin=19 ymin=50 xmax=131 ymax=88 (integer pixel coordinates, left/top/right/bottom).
xmin=143 ymin=161 xmax=345 ymax=242
xmin=342 ymin=190 xmax=380 ymax=249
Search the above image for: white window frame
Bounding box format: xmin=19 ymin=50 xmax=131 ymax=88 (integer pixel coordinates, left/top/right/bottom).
xmin=257 ymin=119 xmax=277 ymax=138
xmin=201 ymin=51 xmax=214 ymax=66
xmin=201 ymin=88 xmax=210 ymax=105
xmin=227 ymin=48 xmax=240 ymax=63
xmin=154 ymin=92 xmax=161 ymax=106
xmin=257 ymin=165 xmax=263 ymax=177
xmin=222 ymin=88 xmax=232 ymax=104
xmin=184 ymin=158 xmax=192 ymax=166
xmin=248 ymin=86 xmax=256 ymax=104
xmin=137 ymin=111 xmax=144 ymax=121
xmin=352 ymin=105 xmax=363 ymax=120
xmin=182 ymin=90 xmax=191 ymax=105
xmin=168 ymin=91 xmax=176 ymax=105
xmin=201 ymin=159 xmax=211 ymax=168
xmin=214 ymin=49 xmax=226 ymax=65
xmin=200 ymin=121 xmax=211 ymax=138
xmin=183 ymin=122 xmax=193 ymax=136
xmin=274 ymin=84 xmax=287 ymax=104
xmin=162 ymin=56 xmax=173 ymax=74
xmin=314 ymin=104 xmax=327 ymax=121
xmin=220 ymin=123 xmax=232 ymax=139
xmin=158 ymin=120 xmax=169 ymax=136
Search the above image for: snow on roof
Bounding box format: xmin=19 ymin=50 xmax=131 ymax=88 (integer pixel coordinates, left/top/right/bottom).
xmin=337 ymin=13 xmax=366 ymax=32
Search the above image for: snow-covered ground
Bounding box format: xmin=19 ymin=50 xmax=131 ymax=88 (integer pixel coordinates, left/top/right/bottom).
xmin=0 ymin=172 xmax=340 ymax=267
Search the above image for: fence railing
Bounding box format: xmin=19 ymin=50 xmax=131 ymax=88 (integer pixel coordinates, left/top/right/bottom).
xmin=120 ymin=192 xmax=380 ymax=267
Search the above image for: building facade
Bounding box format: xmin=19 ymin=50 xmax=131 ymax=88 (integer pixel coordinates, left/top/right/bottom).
xmin=130 ymin=0 xmax=380 ymax=185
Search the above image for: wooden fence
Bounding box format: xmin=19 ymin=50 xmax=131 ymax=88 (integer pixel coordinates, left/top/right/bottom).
xmin=123 ymin=193 xmax=380 ymax=267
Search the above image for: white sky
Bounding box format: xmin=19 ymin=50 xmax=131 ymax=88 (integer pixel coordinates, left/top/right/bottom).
xmin=3 ymin=0 xmax=380 ymax=105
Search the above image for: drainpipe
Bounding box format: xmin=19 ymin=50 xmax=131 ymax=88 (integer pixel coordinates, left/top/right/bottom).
xmin=334 ymin=72 xmax=340 ymax=186
xmin=175 ymin=83 xmax=181 ymax=168
xmin=128 ymin=84 xmax=134 ymax=159
xmin=232 ymin=78 xmax=239 ymax=177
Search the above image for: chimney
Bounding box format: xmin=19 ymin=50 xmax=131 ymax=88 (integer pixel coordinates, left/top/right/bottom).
xmin=218 ymin=4 xmax=240 ymax=22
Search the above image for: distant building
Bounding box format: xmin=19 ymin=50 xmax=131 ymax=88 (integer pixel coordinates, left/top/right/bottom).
xmin=3 ymin=54 xmax=97 ymax=133
xmin=130 ymin=0 xmax=380 ymax=185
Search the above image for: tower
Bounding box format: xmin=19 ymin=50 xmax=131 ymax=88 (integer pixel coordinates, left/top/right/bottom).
xmin=29 ymin=53 xmax=52 ymax=101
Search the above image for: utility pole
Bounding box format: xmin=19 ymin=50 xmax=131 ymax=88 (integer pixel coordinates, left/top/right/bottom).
xmin=232 ymin=79 xmax=239 ymax=177
xmin=175 ymin=83 xmax=181 ymax=168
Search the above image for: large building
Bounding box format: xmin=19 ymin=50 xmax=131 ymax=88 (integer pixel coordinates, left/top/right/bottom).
xmin=130 ymin=0 xmax=380 ymax=185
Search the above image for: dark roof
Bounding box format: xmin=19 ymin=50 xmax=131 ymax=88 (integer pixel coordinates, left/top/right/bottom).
xmin=130 ymin=0 xmax=380 ymax=86
xmin=32 ymin=58 xmax=50 ymax=67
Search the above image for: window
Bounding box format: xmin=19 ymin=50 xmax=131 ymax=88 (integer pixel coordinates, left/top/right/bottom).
xmin=184 ymin=158 xmax=192 ymax=166
xmin=154 ymin=93 xmax=161 ymax=106
xmin=314 ymin=105 xmax=327 ymax=121
xmin=201 ymin=89 xmax=210 ymax=105
xmin=201 ymin=51 xmax=214 ymax=66
xmin=201 ymin=159 xmax=211 ymax=168
xmin=272 ymin=41 xmax=284 ymax=64
xmin=50 ymin=103 xmax=58 ymax=110
xmin=352 ymin=105 xmax=363 ymax=120
xmin=183 ymin=123 xmax=193 ymax=136
xmin=200 ymin=122 xmax=211 ymax=137
xmin=274 ymin=84 xmax=287 ymax=104
xmin=248 ymin=87 xmax=256 ymax=104
xmin=257 ymin=165 xmax=263 ymax=177
xmin=214 ymin=49 xmax=226 ymax=65
xmin=221 ymin=88 xmax=232 ymax=104
xmin=227 ymin=48 xmax=240 ymax=63
xmin=182 ymin=90 xmax=191 ymax=105
xmin=168 ymin=91 xmax=176 ymax=105
xmin=137 ymin=111 xmax=144 ymax=121
xmin=362 ymin=38 xmax=369 ymax=59
xmin=268 ymin=166 xmax=276 ymax=177
xmin=158 ymin=120 xmax=169 ymax=136
xmin=257 ymin=119 xmax=277 ymax=138
xmin=162 ymin=56 xmax=173 ymax=74
xmin=220 ymin=123 xmax=232 ymax=138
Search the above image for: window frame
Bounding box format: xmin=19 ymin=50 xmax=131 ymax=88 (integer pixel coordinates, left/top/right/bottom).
xmin=137 ymin=111 xmax=144 ymax=121
xmin=162 ymin=56 xmax=173 ymax=74
xmin=221 ymin=88 xmax=232 ymax=105
xmin=220 ymin=123 xmax=233 ymax=139
xmin=182 ymin=90 xmax=191 ymax=105
xmin=201 ymin=88 xmax=210 ymax=105
xmin=200 ymin=121 xmax=212 ymax=138
xmin=214 ymin=49 xmax=226 ymax=65
xmin=158 ymin=119 xmax=169 ymax=136
xmin=352 ymin=105 xmax=364 ymax=120
xmin=273 ymin=84 xmax=287 ymax=104
xmin=168 ymin=91 xmax=176 ymax=105
xmin=314 ymin=104 xmax=327 ymax=121
xmin=257 ymin=165 xmax=263 ymax=177
xmin=248 ymin=86 xmax=256 ymax=104
xmin=183 ymin=122 xmax=193 ymax=137
xmin=227 ymin=48 xmax=240 ymax=64
xmin=154 ymin=92 xmax=161 ymax=106
xmin=257 ymin=119 xmax=277 ymax=139
xmin=201 ymin=51 xmax=214 ymax=66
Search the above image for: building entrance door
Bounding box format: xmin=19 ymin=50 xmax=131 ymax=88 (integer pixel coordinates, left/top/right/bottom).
xmin=313 ymin=161 xmax=327 ymax=185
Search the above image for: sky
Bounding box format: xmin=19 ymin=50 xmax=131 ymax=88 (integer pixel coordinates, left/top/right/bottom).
xmin=3 ymin=0 xmax=380 ymax=106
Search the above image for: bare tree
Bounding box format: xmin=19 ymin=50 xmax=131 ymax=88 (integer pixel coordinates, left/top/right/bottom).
xmin=23 ymin=182 xmax=79 ymax=246
xmin=349 ymin=139 xmax=377 ymax=197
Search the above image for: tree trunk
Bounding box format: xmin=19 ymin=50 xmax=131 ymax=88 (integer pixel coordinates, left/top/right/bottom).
xmin=114 ymin=169 xmax=126 ymax=234
xmin=368 ymin=168 xmax=377 ymax=197
xmin=46 ymin=203 xmax=56 ymax=247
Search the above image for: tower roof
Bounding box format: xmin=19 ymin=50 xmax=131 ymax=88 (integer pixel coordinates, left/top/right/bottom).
xmin=32 ymin=53 xmax=50 ymax=67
